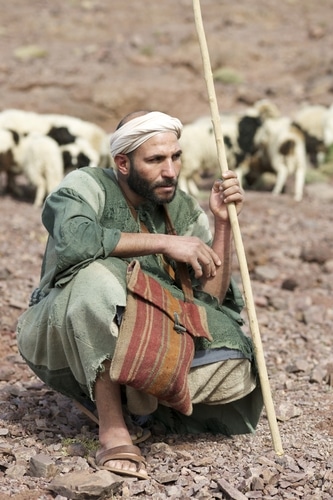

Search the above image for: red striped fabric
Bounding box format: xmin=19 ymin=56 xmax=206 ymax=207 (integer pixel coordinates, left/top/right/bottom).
xmin=111 ymin=260 xmax=212 ymax=416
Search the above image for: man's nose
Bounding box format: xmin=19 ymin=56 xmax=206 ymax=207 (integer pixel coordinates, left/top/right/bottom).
xmin=162 ymin=159 xmax=177 ymax=177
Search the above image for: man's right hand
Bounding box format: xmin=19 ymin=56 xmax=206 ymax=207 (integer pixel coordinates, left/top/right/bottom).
xmin=163 ymin=235 xmax=221 ymax=279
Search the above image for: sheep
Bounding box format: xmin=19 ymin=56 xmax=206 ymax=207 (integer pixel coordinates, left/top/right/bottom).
xmin=43 ymin=113 xmax=112 ymax=168
xmin=292 ymin=104 xmax=329 ymax=166
xmin=177 ymin=99 xmax=280 ymax=195
xmin=178 ymin=113 xmax=261 ymax=195
xmin=0 ymin=109 xmax=48 ymax=135
xmin=0 ymin=128 xmax=21 ymax=195
xmin=178 ymin=116 xmax=219 ymax=195
xmin=0 ymin=127 xmax=64 ymax=206
xmin=224 ymin=100 xmax=309 ymax=201
xmin=252 ymin=116 xmax=307 ymax=202
xmin=13 ymin=133 xmax=64 ymax=207
xmin=234 ymin=99 xmax=281 ymax=187
xmin=121 ymin=100 xmax=308 ymax=202
xmin=47 ymin=125 xmax=77 ymax=145
xmin=0 ymin=109 xmax=113 ymax=205
xmin=0 ymin=109 xmax=112 ymax=168
xmin=60 ymin=136 xmax=100 ymax=171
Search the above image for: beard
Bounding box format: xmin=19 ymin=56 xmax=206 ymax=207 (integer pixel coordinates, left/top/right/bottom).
xmin=127 ymin=161 xmax=178 ymax=204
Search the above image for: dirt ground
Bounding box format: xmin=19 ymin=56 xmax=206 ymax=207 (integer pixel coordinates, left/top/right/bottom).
xmin=1 ymin=1 xmax=333 ymax=499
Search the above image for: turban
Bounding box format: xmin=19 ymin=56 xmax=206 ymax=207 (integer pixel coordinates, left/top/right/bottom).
xmin=110 ymin=111 xmax=183 ymax=158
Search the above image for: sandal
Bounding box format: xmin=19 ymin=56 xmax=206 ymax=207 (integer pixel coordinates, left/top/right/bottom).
xmin=95 ymin=444 xmax=148 ymax=480
xmin=74 ymin=400 xmax=151 ymax=444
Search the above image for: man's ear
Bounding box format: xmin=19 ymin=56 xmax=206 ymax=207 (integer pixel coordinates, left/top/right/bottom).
xmin=114 ymin=154 xmax=130 ymax=175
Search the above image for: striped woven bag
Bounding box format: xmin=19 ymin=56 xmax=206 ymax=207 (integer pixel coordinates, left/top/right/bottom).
xmin=110 ymin=207 xmax=212 ymax=416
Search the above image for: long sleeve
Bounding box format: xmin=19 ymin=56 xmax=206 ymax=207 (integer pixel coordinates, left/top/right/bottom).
xmin=41 ymin=168 xmax=121 ymax=279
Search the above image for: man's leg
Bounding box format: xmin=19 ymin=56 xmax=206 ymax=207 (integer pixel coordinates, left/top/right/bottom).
xmin=94 ymin=360 xmax=147 ymax=476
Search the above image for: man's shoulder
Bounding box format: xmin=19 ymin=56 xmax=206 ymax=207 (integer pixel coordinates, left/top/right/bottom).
xmin=58 ymin=167 xmax=116 ymax=191
xmin=75 ymin=166 xmax=116 ymax=182
xmin=46 ymin=167 xmax=119 ymax=216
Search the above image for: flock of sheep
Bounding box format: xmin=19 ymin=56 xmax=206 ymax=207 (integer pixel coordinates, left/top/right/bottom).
xmin=0 ymin=101 xmax=333 ymax=207
xmin=178 ymin=100 xmax=333 ymax=202
xmin=0 ymin=109 xmax=111 ymax=207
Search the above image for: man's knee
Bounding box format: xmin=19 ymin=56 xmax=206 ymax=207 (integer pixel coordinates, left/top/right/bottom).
xmin=188 ymin=359 xmax=256 ymax=405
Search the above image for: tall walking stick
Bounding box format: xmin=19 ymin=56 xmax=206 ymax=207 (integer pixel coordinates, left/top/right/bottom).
xmin=192 ymin=0 xmax=284 ymax=455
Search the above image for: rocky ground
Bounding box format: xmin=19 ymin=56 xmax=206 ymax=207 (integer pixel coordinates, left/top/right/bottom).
xmin=1 ymin=1 xmax=333 ymax=499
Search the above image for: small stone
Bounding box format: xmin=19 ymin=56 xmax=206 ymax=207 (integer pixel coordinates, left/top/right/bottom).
xmin=281 ymin=278 xmax=298 ymax=291
xmin=276 ymin=403 xmax=302 ymax=422
xmin=250 ymin=475 xmax=264 ymax=490
xmin=286 ymin=359 xmax=309 ymax=373
xmin=5 ymin=464 xmax=27 ymax=478
xmin=254 ymin=265 xmax=279 ymax=282
xmin=66 ymin=442 xmax=87 ymax=457
xmin=309 ymin=366 xmax=326 ymax=384
xmin=155 ymin=471 xmax=179 ymax=483
xmin=0 ymin=442 xmax=13 ymax=454
xmin=48 ymin=470 xmax=123 ymax=499
xmin=29 ymin=453 xmax=59 ymax=478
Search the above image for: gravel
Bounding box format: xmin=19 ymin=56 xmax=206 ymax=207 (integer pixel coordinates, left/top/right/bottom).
xmin=1 ymin=183 xmax=332 ymax=499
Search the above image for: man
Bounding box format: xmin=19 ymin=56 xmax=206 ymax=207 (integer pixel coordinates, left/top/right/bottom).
xmin=17 ymin=111 xmax=262 ymax=480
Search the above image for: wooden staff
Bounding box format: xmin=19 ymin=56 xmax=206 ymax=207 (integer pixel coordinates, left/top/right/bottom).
xmin=192 ymin=0 xmax=284 ymax=455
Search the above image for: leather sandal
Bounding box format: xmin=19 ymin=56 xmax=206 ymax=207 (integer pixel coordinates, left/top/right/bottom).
xmin=95 ymin=444 xmax=148 ymax=480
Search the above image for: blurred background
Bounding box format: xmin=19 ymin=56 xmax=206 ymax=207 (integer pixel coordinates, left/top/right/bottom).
xmin=1 ymin=0 xmax=332 ymax=132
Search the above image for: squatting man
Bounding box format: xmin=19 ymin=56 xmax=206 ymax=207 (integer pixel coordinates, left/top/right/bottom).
xmin=17 ymin=110 xmax=262 ymax=480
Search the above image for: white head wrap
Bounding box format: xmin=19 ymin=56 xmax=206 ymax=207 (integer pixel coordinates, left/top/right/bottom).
xmin=110 ymin=111 xmax=183 ymax=158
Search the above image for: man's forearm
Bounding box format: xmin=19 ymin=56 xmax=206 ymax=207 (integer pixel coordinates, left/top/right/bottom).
xmin=111 ymin=232 xmax=169 ymax=258
xmin=111 ymin=228 xmax=232 ymax=300
xmin=201 ymin=221 xmax=233 ymax=302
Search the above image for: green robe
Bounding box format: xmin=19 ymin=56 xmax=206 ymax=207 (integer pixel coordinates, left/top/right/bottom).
xmin=16 ymin=166 xmax=262 ymax=436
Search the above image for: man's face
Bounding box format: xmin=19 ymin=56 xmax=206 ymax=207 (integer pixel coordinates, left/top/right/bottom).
xmin=127 ymin=132 xmax=182 ymax=204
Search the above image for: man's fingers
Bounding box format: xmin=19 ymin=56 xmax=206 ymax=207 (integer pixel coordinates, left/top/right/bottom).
xmin=194 ymin=247 xmax=221 ymax=278
xmin=165 ymin=236 xmax=221 ymax=278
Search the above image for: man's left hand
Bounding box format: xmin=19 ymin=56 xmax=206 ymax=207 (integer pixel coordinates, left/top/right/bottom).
xmin=209 ymin=170 xmax=244 ymax=221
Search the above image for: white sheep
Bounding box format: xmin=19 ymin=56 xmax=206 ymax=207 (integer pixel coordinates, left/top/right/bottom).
xmin=60 ymin=136 xmax=100 ymax=171
xmin=0 ymin=109 xmax=112 ymax=168
xmin=13 ymin=133 xmax=64 ymax=207
xmin=44 ymin=113 xmax=112 ymax=168
xmin=253 ymin=116 xmax=307 ymax=202
xmin=177 ymin=99 xmax=281 ymax=196
xmin=178 ymin=112 xmax=257 ymax=195
xmin=0 ymin=109 xmax=114 ymax=205
xmin=0 ymin=109 xmax=49 ymax=135
xmin=178 ymin=116 xmax=219 ymax=196
xmin=292 ymin=104 xmax=328 ymax=166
